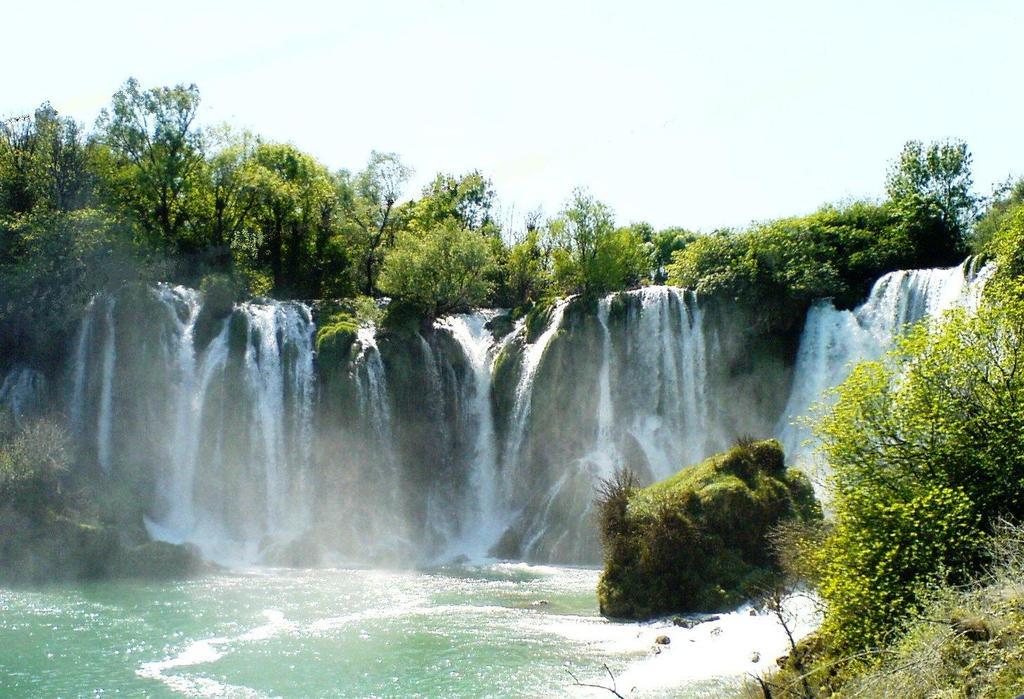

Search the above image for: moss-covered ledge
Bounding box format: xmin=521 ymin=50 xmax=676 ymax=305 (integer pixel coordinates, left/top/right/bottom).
xmin=596 ymin=439 xmax=820 ymax=619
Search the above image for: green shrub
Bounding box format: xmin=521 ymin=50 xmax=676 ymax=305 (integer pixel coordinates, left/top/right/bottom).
xmin=596 ymin=439 xmax=820 ymax=619
xmin=315 ymin=309 xmax=359 ymax=368
xmin=0 ymin=419 xmax=69 ymax=519
xmin=811 ymin=282 xmax=1024 ymax=656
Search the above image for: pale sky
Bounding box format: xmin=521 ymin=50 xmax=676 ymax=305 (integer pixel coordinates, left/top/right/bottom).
xmin=4 ymin=0 xmax=1023 ymax=231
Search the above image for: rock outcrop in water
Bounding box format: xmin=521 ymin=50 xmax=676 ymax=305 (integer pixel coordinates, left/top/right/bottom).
xmin=3 ymin=260 xmax=989 ymax=567
xmin=595 ymin=439 xmax=819 ymax=619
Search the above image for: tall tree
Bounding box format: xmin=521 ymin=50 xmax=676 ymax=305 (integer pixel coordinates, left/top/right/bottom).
xmin=379 ymin=220 xmax=494 ymax=318
xmin=95 ymin=78 xmax=207 ymax=253
xmin=548 ymin=189 xmax=649 ymax=297
xmin=340 ymin=151 xmax=412 ymax=296
xmin=409 ymin=170 xmax=497 ymax=233
xmin=886 ymin=139 xmax=977 ymax=252
xmin=0 ymin=104 xmax=91 ymax=217
xmin=242 ymin=142 xmax=337 ymax=297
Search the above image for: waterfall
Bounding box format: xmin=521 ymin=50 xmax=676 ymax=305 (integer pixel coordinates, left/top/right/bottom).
xmin=155 ymin=285 xmax=223 ymax=537
xmin=96 ymin=296 xmax=117 ymax=475
xmin=625 ymin=286 xmax=711 ymax=477
xmin=55 ymin=258 xmax=995 ymax=566
xmin=355 ymin=328 xmax=389 ymax=434
xmin=590 ymin=297 xmax=615 ymax=476
xmin=60 ymin=285 xmax=317 ymax=563
xmin=777 ymin=259 xmax=994 ymax=475
xmin=434 ymin=311 xmax=504 ymax=558
xmin=503 ymin=301 xmax=570 ymax=480
xmin=69 ymin=296 xmax=97 ymax=436
xmin=507 ymin=287 xmax=726 ymax=562
xmin=0 ymin=367 xmax=47 ymax=428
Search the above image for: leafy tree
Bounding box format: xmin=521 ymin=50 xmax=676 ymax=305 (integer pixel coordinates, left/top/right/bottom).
xmin=408 ymin=170 xmax=497 ymax=233
xmin=648 ymin=226 xmax=697 ymax=284
xmin=200 ymin=127 xmax=259 ymax=268
xmin=94 ymin=78 xmax=207 ymax=254
xmin=497 ymin=229 xmax=550 ymax=308
xmin=0 ymin=105 xmax=92 ymax=218
xmin=378 ymin=220 xmax=494 ymax=318
xmin=886 ymin=139 xmax=976 ymax=257
xmin=971 ymin=177 xmax=1024 ymax=254
xmin=0 ymin=210 xmax=148 ymax=364
xmin=239 ymin=142 xmax=340 ymax=298
xmin=339 ymin=151 xmax=412 ymax=296
xmin=548 ymin=189 xmax=650 ymax=297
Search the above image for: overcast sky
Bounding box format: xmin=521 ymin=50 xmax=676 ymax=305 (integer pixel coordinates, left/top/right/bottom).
xmin=5 ymin=0 xmax=1023 ymax=231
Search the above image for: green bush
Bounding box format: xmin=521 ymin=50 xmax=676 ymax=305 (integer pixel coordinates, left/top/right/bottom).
xmin=0 ymin=419 xmax=69 ymax=519
xmin=666 ymin=198 xmax=962 ymax=335
xmin=315 ymin=308 xmax=360 ymax=368
xmin=811 ymin=280 xmax=1024 ymax=655
xmin=378 ymin=220 xmax=495 ymax=318
xmin=596 ymin=439 xmax=820 ymax=619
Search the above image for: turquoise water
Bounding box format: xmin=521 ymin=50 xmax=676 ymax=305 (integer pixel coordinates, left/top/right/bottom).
xmin=0 ymin=564 xmax=758 ymax=697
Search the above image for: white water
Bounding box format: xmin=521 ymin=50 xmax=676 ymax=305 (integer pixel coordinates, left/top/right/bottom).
xmin=777 ymin=260 xmax=994 ymax=477
xmin=96 ymin=296 xmax=117 ymax=475
xmin=61 ymin=260 xmax=993 ymax=564
xmin=0 ymin=367 xmax=46 ymax=428
xmin=503 ymin=300 xmax=571 ymax=481
xmin=435 ymin=311 xmax=505 ymax=558
xmin=156 ymin=285 xmax=228 ymax=538
xmin=627 ymin=286 xmax=711 ymax=477
xmin=68 ymin=296 xmax=97 ymax=436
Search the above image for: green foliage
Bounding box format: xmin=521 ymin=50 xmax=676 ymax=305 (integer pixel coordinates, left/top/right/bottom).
xmin=338 ymin=151 xmax=413 ymax=296
xmin=666 ymin=197 xmax=963 ymax=335
xmin=490 ymin=229 xmax=551 ymax=309
xmin=0 ymin=419 xmax=69 ymax=520
xmin=315 ymin=308 xmax=360 ymax=368
xmin=988 ymin=190 xmax=1024 ymax=281
xmin=811 ymin=283 xmax=1024 ymax=656
xmin=648 ymin=226 xmax=697 ymax=283
xmin=0 ymin=209 xmax=152 ymax=364
xmin=0 ymin=104 xmax=93 ymax=216
xmin=886 ymin=138 xmax=977 ymax=245
xmin=596 ymin=439 xmax=820 ymax=619
xmin=972 ymin=177 xmax=1024 ymax=254
xmin=547 ymin=189 xmax=652 ymax=298
xmin=407 ymin=170 xmax=497 ymax=234
xmin=95 ymin=78 xmax=207 ymax=254
xmin=379 ymin=220 xmax=495 ymax=318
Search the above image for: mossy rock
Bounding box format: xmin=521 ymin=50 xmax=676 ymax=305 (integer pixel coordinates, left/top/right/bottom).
xmin=117 ymin=540 xmax=208 ymax=579
xmin=524 ymin=298 xmax=556 ymax=343
xmin=315 ymin=310 xmax=359 ymax=370
xmin=597 ymin=439 xmax=821 ymax=619
xmin=486 ymin=312 xmax=515 ymax=341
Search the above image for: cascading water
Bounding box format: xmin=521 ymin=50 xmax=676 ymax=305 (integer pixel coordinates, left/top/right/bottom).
xmin=0 ymin=367 xmax=47 ymax=428
xmin=56 ymin=258 xmax=994 ymax=566
xmin=776 ymin=259 xmax=994 ymax=477
xmin=433 ymin=311 xmax=505 ymax=558
xmin=501 ymin=301 xmax=570 ymax=497
xmin=503 ymin=287 xmax=734 ymax=562
xmin=69 ymin=296 xmax=97 ymax=437
xmin=96 ymin=296 xmax=117 ymax=475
